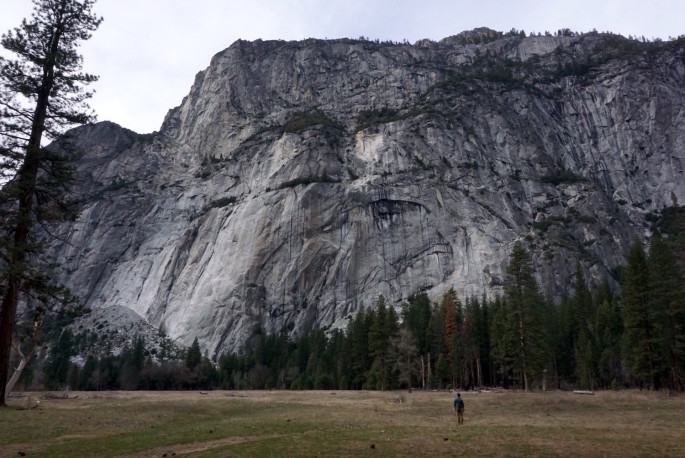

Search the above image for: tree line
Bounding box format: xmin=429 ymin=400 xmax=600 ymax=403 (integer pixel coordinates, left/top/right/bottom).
xmin=21 ymin=232 xmax=685 ymax=392
xmin=34 ymin=331 xmax=219 ymax=391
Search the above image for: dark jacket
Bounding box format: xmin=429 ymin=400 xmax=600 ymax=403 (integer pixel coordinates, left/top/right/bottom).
xmin=454 ymin=397 xmax=464 ymax=410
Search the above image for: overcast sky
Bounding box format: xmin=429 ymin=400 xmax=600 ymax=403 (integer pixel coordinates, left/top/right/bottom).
xmin=2 ymin=0 xmax=683 ymax=134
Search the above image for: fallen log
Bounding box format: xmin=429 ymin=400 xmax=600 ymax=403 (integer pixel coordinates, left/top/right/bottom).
xmin=573 ymin=390 xmax=594 ymax=395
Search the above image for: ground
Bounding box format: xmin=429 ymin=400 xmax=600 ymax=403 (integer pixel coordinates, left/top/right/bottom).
xmin=1 ymin=389 xmax=683 ymax=457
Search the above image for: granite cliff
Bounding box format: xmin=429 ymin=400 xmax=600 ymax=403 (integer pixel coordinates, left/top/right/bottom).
xmin=51 ymin=30 xmax=685 ymax=356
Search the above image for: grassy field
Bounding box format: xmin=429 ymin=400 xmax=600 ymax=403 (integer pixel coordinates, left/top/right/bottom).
xmin=0 ymin=389 xmax=683 ymax=457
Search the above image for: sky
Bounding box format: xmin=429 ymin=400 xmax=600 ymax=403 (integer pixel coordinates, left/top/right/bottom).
xmin=1 ymin=0 xmax=683 ymax=134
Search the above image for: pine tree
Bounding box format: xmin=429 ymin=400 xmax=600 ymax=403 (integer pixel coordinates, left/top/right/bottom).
xmin=390 ymin=328 xmax=419 ymax=389
xmin=79 ymin=354 xmax=97 ymax=390
xmin=557 ymin=295 xmax=576 ymax=381
xmin=185 ymin=337 xmax=202 ymax=371
xmin=0 ymin=0 xmax=102 ymax=405
xmin=403 ymin=293 xmax=431 ymax=388
xmin=542 ymin=294 xmax=561 ymax=389
xmin=502 ymin=242 xmax=548 ymax=391
xmin=441 ymin=288 xmax=466 ymax=387
xmin=575 ymin=328 xmax=598 ymax=390
xmin=647 ymin=232 xmax=685 ymax=390
xmin=120 ymin=336 xmax=145 ymax=389
xmin=404 ymin=293 xmax=431 ymax=355
xmin=368 ymin=296 xmax=389 ymax=362
xmin=572 ymin=265 xmax=599 ymax=389
xmin=474 ymin=294 xmax=492 ymax=386
xmin=489 ymin=295 xmax=511 ymax=387
xmin=306 ymin=329 xmax=329 ymax=389
xmin=594 ymin=286 xmax=623 ymax=388
xmin=435 ymin=353 xmax=450 ymax=388
xmin=462 ymin=297 xmax=474 ymax=386
xmin=573 ymin=264 xmax=594 ymax=324
xmin=43 ymin=328 xmax=73 ymax=389
xmin=622 ymin=240 xmax=664 ymax=389
xmin=557 ymin=264 xmax=595 ymax=385
xmin=464 ymin=296 xmax=484 ymax=387
xmin=366 ymin=296 xmax=399 ymax=389
xmin=347 ymin=307 xmax=372 ymax=389
xmin=426 ymin=301 xmax=445 ymax=387
xmin=442 ymin=289 xmax=459 ymax=352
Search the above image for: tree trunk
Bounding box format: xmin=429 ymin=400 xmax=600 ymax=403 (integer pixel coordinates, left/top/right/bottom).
xmin=0 ymin=282 xmax=21 ymax=406
xmin=0 ymin=142 xmax=45 ymax=407
xmin=0 ymin=75 xmax=56 ymax=408
xmin=5 ymin=307 xmax=43 ymax=396
xmin=518 ymin=309 xmax=529 ymax=391
xmin=0 ymin=157 xmax=38 ymax=405
xmin=5 ymin=346 xmax=36 ymax=395
xmin=407 ymin=354 xmax=412 ymax=389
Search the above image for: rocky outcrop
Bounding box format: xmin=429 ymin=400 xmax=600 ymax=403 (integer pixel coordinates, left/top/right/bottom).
xmin=52 ymin=31 xmax=685 ymax=356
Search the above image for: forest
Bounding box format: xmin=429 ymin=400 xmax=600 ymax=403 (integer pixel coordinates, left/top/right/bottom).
xmin=26 ymin=214 xmax=685 ymax=393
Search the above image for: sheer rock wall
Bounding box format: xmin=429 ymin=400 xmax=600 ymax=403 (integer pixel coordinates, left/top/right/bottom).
xmin=52 ymin=32 xmax=685 ymax=355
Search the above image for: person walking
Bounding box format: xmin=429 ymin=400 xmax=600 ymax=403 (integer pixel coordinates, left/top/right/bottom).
xmin=454 ymin=392 xmax=465 ymax=425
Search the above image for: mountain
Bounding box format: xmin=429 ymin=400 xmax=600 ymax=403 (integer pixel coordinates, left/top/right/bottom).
xmin=51 ymin=30 xmax=685 ymax=357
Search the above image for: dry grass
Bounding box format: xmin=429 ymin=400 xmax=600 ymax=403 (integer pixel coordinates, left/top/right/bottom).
xmin=1 ymin=389 xmax=683 ymax=457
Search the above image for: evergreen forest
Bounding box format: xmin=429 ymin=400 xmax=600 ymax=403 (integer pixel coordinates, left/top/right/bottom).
xmin=19 ymin=213 xmax=685 ymax=393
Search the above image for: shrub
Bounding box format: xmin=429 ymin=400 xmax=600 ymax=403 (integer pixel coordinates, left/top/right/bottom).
xmin=283 ymin=110 xmax=345 ymax=135
xmin=355 ymin=108 xmax=401 ymax=132
xmin=209 ymin=196 xmax=236 ymax=208
xmin=277 ymin=174 xmax=340 ymax=190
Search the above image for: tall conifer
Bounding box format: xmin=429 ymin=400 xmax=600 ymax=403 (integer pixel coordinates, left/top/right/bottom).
xmin=0 ymin=0 xmax=102 ymax=405
xmin=647 ymin=232 xmax=685 ymax=390
xmin=623 ymin=240 xmax=664 ymax=389
xmin=502 ymin=242 xmax=547 ymax=390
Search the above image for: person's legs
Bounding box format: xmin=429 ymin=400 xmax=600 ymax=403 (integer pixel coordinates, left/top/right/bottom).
xmin=457 ymin=409 xmax=464 ymax=424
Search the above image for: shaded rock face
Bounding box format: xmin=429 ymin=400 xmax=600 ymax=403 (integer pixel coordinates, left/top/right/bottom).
xmin=53 ymin=32 xmax=685 ymax=356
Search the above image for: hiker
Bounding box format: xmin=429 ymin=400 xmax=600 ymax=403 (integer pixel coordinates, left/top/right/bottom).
xmin=453 ymin=392 xmax=465 ymax=425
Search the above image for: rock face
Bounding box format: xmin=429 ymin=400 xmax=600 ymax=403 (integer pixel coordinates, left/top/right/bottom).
xmin=52 ymin=31 xmax=685 ymax=356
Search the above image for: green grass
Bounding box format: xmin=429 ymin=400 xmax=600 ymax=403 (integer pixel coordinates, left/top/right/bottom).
xmin=1 ymin=390 xmax=684 ymax=457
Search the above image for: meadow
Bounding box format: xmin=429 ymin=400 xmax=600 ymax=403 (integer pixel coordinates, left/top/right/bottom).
xmin=1 ymin=389 xmax=683 ymax=457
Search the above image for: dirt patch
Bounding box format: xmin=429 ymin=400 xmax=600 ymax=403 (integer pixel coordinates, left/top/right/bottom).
xmin=118 ymin=434 xmax=282 ymax=457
